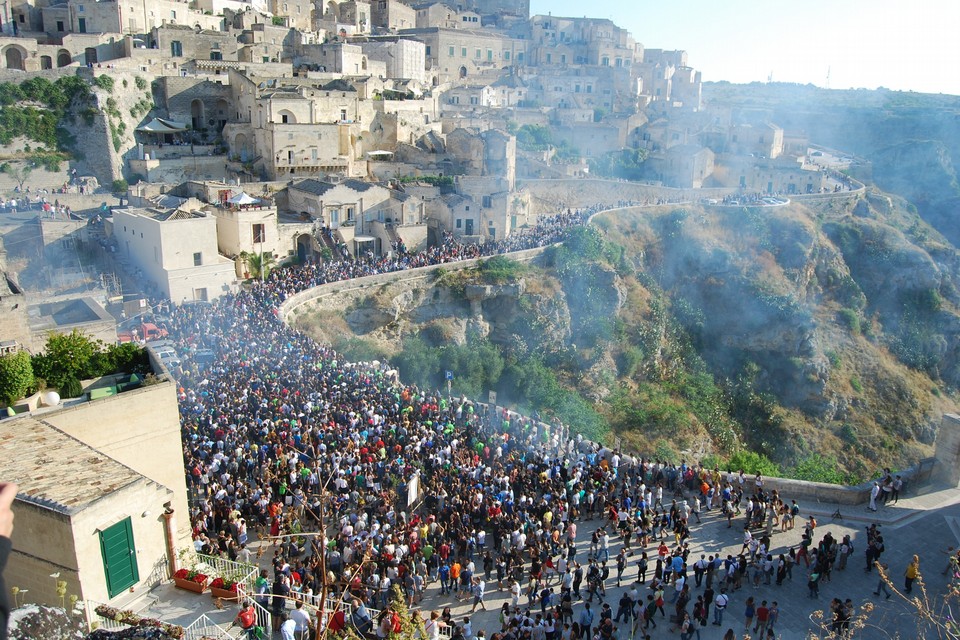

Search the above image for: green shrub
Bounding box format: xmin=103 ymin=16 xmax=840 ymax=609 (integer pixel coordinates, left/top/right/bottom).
xmin=837 ymin=308 xmax=860 ymax=335
xmin=790 ymin=454 xmax=858 ymax=485
xmin=135 ymin=76 xmax=147 ymax=90
xmin=0 ymin=351 xmax=35 ymax=405
xmin=60 ymin=376 xmax=83 ymax=398
xmin=94 ymin=75 xmax=115 ymax=92
xmin=850 ymin=377 xmax=863 ymax=393
xmin=112 ymin=179 xmax=129 ymax=193
xmin=727 ymin=450 xmax=780 ymax=476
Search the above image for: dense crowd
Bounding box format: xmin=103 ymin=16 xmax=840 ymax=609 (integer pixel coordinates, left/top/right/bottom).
xmin=158 ymin=202 xmax=873 ymax=640
xmin=256 ymin=207 xmax=598 ymax=303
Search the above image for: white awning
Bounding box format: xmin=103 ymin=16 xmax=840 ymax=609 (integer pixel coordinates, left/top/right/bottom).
xmin=353 ymin=236 xmax=376 ymax=242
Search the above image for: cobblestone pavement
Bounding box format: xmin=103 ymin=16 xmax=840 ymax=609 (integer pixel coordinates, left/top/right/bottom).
xmin=402 ymin=484 xmax=960 ymax=640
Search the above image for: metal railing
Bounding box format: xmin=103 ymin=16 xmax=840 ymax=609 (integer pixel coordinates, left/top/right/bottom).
xmin=194 ymin=553 xmax=259 ymax=594
xmin=184 ymin=613 xmax=237 ymax=640
xmin=236 ymin=583 xmax=272 ymax=633
xmin=87 ymin=600 xmax=133 ymax=633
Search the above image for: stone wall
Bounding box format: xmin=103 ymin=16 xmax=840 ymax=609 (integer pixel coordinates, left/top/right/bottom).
xmin=519 ymin=178 xmax=735 ymax=216
xmin=280 ymin=245 xmax=550 ymax=323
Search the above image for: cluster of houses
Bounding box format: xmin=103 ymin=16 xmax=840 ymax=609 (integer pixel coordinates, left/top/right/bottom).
xmin=0 ymin=0 xmax=828 ymax=301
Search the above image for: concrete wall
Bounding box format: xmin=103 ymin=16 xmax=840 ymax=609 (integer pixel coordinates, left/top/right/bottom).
xmin=72 ymin=479 xmax=175 ymax=604
xmin=7 ymin=478 xmax=174 ymax=608
xmin=41 ymin=380 xmax=193 ymax=546
xmin=5 ymin=501 xmax=80 ymax=605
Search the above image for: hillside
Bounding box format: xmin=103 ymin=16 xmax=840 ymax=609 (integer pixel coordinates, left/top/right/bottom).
xmin=294 ymin=194 xmax=960 ymax=481
xmin=703 ymin=82 xmax=960 ymax=246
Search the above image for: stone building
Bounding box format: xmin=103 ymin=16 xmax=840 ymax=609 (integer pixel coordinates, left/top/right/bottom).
xmin=370 ymin=0 xmax=416 ymax=32
xmin=151 ymin=24 xmax=237 ymax=64
xmin=270 ymin=0 xmax=313 ymax=32
xmin=400 ymin=26 xmax=527 ymax=83
xmin=44 ymin=0 xmax=222 ymax=36
xmin=644 ymin=144 xmax=715 ymax=188
xmin=357 ymin=37 xmax=425 ymax=81
xmin=1 ymin=368 xmax=192 ymax=610
xmin=109 ymin=207 xmax=236 ymax=302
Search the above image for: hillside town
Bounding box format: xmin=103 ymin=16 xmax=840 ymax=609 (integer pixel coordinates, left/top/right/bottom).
xmin=0 ymin=2 xmax=932 ymax=640
xmin=0 ymin=0 xmax=837 ymax=309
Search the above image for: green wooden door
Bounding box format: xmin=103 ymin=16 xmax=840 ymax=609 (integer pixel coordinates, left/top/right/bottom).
xmin=99 ymin=518 xmax=139 ymax=598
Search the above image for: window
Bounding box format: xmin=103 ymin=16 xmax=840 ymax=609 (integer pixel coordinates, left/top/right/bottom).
xmin=210 ymin=51 xmax=222 ymax=61
xmin=448 ymin=46 xmax=454 ymax=56
xmin=170 ymin=10 xmax=176 ymax=19
xmin=253 ymin=223 xmax=265 ymax=243
xmin=503 ymin=50 xmax=510 ymax=60
xmin=560 ymin=54 xmax=566 ymax=64
xmin=193 ymin=252 xmax=202 ymax=266
xmin=586 ymin=85 xmax=592 ymax=94
xmin=475 ymin=48 xmax=481 ymax=59
xmin=340 ymin=109 xmax=347 ymax=121
xmin=56 ymin=20 xmax=64 ymax=31
xmin=461 ymin=47 xmax=467 ymax=57
xmin=601 ymin=56 xmax=609 ymax=66
xmin=456 ymin=218 xmax=462 ymax=228
xmin=425 ymin=45 xmax=431 ymax=56
xmin=482 ymin=195 xmax=492 ymax=208
xmin=77 ymin=4 xmax=84 ymax=11
xmin=487 ymin=49 xmax=492 ymax=61
xmin=170 ymin=41 xmax=182 ymax=57
xmin=281 ymin=113 xmax=289 ymax=123
xmin=545 ymin=53 xmax=551 ymax=64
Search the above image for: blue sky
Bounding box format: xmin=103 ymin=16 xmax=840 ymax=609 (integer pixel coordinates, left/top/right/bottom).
xmin=529 ymin=0 xmax=960 ymax=96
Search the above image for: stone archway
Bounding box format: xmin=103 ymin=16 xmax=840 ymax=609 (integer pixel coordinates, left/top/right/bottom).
xmin=57 ymin=50 xmax=72 ymax=67
xmin=40 ymin=55 xmax=52 ymax=69
xmin=459 ymin=65 xmax=467 ymax=79
xmin=233 ymin=133 xmax=251 ymax=162
xmin=3 ymin=46 xmax=26 ymax=71
xmin=190 ymin=99 xmax=205 ymax=130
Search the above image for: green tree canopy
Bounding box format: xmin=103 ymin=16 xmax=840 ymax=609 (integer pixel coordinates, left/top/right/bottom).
xmin=0 ymin=351 xmax=35 ymax=405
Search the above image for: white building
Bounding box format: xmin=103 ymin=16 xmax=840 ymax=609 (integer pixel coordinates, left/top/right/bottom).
xmin=110 ymin=207 xmax=236 ymax=302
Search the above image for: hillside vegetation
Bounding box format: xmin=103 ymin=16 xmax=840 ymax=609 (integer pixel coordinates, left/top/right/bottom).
xmin=295 ymin=192 xmax=960 ymax=482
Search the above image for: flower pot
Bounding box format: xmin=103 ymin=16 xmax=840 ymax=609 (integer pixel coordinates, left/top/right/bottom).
xmin=210 ymin=587 xmax=241 ymax=602
xmin=173 ymin=576 xmax=207 ymax=593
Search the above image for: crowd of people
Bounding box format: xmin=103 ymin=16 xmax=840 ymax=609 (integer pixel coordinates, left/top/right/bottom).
xmin=254 ymin=207 xmax=600 ymax=304
xmin=153 ymin=202 xmax=893 ymax=640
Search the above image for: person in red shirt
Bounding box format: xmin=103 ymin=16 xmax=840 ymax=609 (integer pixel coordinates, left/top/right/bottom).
xmin=753 ymin=600 xmax=770 ymax=636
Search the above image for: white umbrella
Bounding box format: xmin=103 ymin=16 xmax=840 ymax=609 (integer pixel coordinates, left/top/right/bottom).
xmin=227 ymin=192 xmax=260 ymax=205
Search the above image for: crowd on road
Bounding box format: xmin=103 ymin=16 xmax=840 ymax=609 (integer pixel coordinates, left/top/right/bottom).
xmin=255 ymin=207 xmax=599 ymax=304
xmin=150 ymin=200 xmax=907 ymax=640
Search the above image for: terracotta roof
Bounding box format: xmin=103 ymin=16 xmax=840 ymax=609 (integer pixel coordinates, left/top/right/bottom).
xmin=0 ymin=416 xmax=145 ymax=515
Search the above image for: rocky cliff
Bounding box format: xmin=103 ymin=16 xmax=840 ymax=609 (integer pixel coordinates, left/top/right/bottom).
xmin=295 ymin=194 xmax=959 ymax=478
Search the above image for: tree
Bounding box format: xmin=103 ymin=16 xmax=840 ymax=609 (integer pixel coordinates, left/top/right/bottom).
xmin=2 ymin=160 xmax=34 ymax=190
xmin=31 ymin=330 xmax=99 ymax=388
xmin=0 ymin=350 xmax=35 ymax=405
xmin=246 ymin=251 xmax=276 ymax=280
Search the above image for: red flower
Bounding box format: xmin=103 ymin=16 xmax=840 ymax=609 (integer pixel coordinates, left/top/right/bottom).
xmin=211 ymin=577 xmax=239 ymax=591
xmin=174 ymin=569 xmax=208 ymax=584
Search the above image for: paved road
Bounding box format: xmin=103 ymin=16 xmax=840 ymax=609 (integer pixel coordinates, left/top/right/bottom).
xmin=397 ymin=486 xmax=960 ymax=640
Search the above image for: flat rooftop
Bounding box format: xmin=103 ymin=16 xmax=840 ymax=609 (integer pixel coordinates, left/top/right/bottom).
xmin=28 ymin=297 xmax=114 ymax=332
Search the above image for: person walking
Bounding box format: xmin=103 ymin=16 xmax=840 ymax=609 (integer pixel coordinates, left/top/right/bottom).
xmin=471 ymin=577 xmax=487 ymax=612
xmin=904 ymin=555 xmax=920 ymax=594
xmin=712 ymin=591 xmax=729 ymax=626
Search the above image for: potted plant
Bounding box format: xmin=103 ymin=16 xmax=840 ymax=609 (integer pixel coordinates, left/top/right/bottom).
xmin=209 ymin=576 xmax=241 ymax=601
xmin=173 ymin=568 xmax=209 ymax=593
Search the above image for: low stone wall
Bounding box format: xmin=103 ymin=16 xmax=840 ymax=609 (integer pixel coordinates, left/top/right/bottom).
xmin=279 ymin=245 xmax=551 ymax=324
